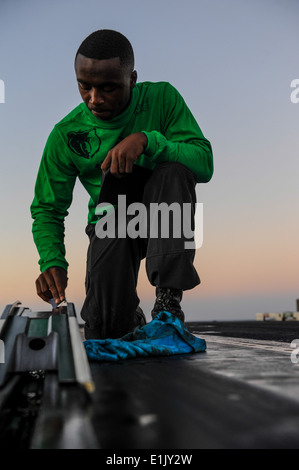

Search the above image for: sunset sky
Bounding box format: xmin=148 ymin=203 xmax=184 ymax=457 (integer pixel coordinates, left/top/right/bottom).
xmin=0 ymin=0 xmax=298 ymax=321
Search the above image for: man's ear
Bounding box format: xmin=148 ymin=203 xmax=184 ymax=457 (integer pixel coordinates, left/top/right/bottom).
xmin=130 ymin=70 xmax=137 ymax=88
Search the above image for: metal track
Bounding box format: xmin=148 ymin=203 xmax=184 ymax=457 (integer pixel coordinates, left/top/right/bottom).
xmin=0 ymin=301 xmax=95 ymax=448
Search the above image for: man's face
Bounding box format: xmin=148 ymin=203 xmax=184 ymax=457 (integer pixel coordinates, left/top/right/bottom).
xmin=75 ymin=54 xmax=137 ymax=121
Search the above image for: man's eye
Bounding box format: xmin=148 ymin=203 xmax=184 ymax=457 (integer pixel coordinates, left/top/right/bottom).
xmin=103 ymin=87 xmax=117 ymax=93
xmin=79 ymin=83 xmax=91 ymax=91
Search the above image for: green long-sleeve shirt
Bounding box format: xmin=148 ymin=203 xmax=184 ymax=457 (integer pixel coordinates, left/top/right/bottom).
xmin=31 ymin=81 xmax=213 ymax=273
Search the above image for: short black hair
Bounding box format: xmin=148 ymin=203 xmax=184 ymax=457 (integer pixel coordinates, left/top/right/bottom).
xmin=75 ymin=29 xmax=134 ymax=69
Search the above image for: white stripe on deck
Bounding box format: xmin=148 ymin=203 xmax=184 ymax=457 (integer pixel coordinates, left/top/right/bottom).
xmin=194 ymin=334 xmax=294 ymax=354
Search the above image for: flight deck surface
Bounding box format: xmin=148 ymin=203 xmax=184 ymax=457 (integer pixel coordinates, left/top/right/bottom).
xmin=2 ymin=318 xmax=299 ymax=450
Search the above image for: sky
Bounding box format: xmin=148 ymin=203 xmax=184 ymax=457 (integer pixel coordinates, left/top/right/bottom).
xmin=0 ymin=0 xmax=298 ymax=322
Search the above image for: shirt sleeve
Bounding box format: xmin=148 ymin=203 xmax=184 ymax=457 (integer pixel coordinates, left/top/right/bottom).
xmin=142 ymin=83 xmax=213 ymax=183
xmin=30 ymin=127 xmax=78 ymax=273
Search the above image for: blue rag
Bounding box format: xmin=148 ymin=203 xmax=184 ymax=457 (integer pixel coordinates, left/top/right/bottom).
xmin=84 ymin=311 xmax=206 ymax=362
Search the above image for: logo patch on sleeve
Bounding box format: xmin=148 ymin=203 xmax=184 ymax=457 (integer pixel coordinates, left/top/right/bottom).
xmin=67 ymin=128 xmax=101 ymax=159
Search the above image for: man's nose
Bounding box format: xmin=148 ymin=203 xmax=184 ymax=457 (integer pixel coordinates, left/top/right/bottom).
xmin=89 ymin=88 xmax=104 ymax=105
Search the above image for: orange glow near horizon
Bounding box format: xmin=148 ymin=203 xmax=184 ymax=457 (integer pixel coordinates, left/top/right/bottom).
xmin=1 ymin=228 xmax=298 ymax=316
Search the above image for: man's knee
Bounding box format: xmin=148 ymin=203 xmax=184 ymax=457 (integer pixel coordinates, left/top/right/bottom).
xmin=143 ymin=162 xmax=196 ymax=207
xmin=154 ymin=162 xmax=195 ymax=180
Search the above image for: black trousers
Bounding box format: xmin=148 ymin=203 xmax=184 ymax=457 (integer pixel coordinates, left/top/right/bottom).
xmin=81 ymin=162 xmax=200 ymax=339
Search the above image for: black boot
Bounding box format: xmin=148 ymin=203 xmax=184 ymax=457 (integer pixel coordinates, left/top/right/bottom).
xmin=151 ymin=287 xmax=185 ymax=322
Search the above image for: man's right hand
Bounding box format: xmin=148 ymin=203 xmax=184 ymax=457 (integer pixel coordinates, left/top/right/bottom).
xmin=35 ymin=266 xmax=68 ymax=305
xmin=101 ymin=132 xmax=148 ymax=177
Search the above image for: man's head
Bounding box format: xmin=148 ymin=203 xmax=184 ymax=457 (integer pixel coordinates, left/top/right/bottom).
xmin=75 ymin=30 xmax=137 ymax=121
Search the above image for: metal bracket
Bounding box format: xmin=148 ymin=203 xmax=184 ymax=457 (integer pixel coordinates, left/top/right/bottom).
xmin=0 ymin=301 xmax=94 ymax=394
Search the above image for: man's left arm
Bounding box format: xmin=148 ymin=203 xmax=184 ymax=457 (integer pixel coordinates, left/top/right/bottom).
xmin=142 ymin=83 xmax=214 ymax=183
